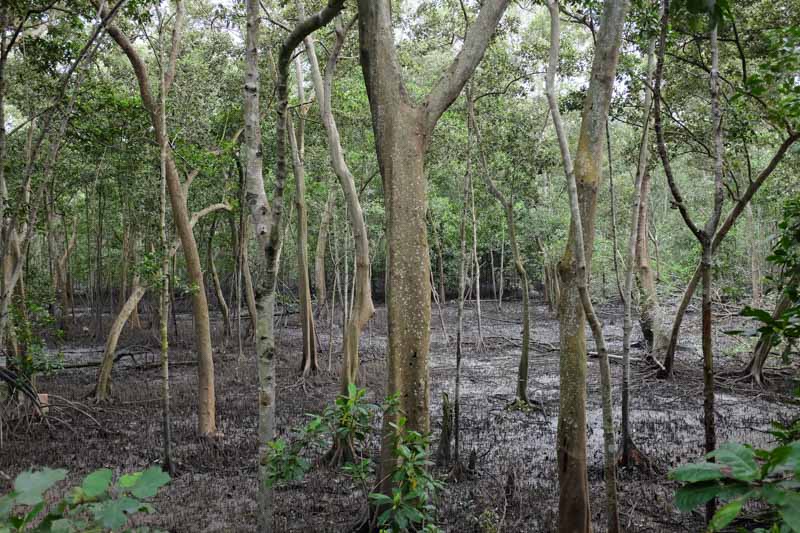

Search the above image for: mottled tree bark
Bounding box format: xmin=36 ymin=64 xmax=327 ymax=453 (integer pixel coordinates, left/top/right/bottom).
xmin=546 ymin=0 xmax=628 ymax=530
xmin=356 ymin=0 xmax=510 ymax=496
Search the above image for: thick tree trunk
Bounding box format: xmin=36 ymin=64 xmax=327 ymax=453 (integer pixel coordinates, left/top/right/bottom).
xmin=546 ymin=0 xmax=628 ymax=530
xmin=356 ymin=0 xmax=510 ymax=500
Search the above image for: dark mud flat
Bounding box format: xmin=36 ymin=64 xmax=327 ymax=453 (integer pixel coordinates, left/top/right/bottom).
xmin=1 ymin=299 xmax=796 ymax=532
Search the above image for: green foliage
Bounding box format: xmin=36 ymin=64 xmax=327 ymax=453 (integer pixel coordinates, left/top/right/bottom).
xmin=263 ymin=387 xmax=443 ymax=532
xmin=670 ymin=441 xmax=800 ymax=532
xmin=0 ymin=466 xmax=169 ymax=532
xmin=736 ymin=195 xmax=800 ymax=360
xmin=369 ymin=416 xmax=443 ymax=533
xmin=10 ymin=300 xmax=63 ymax=383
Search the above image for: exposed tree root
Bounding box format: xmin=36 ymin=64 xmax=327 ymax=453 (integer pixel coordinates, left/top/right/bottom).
xmin=617 ymin=438 xmax=651 ymax=472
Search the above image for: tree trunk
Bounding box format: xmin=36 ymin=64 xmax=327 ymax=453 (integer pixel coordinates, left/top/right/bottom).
xmin=746 ymin=204 xmax=763 ymax=307
xmin=96 ymin=0 xmax=216 ymax=435
xmin=546 ymin=0 xmax=628 ymax=530
xmin=315 ymin=187 xmax=336 ymax=319
xmin=621 ymin=32 xmax=656 ymax=464
xmin=288 ymin=56 xmax=318 ymax=377
xmin=636 ymin=168 xmax=669 ymax=357
xmin=469 ymin=94 xmax=531 ymax=404
xmin=356 ymin=0 xmax=510 ymax=498
xmin=243 ymin=1 xmax=344 ymax=528
xmin=304 ymin=18 xmax=374 ymax=402
xmin=207 ymin=217 xmax=231 ymax=339
xmin=743 ymin=286 xmax=794 ymax=385
xmin=94 ymin=282 xmax=146 ymax=401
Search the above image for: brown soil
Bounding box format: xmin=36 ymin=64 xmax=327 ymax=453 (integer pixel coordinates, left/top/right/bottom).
xmin=1 ymin=297 xmax=796 ymax=532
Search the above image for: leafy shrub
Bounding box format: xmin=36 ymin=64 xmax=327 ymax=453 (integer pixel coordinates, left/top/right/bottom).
xmin=0 ymin=466 xmax=170 ymax=532
xmin=263 ymin=385 xmax=443 ymax=532
xmin=669 ymin=441 xmax=800 ymax=532
xmin=368 ymin=416 xmax=443 ymax=532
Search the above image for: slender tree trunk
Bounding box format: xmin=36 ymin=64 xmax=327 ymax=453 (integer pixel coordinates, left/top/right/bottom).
xmin=498 ymin=228 xmax=505 ymax=310
xmin=621 ymin=33 xmax=656 ymax=464
xmin=94 ymin=282 xmax=146 ymax=401
xmin=158 ymin=66 xmax=174 ymax=472
xmin=288 ymin=56 xmax=318 ymax=377
xmin=746 ymin=204 xmax=762 ymax=307
xmin=96 ymin=0 xmax=217 ymax=434
xmin=315 ymin=187 xmax=336 ymax=319
xmin=304 ymin=15 xmax=375 ymax=403
xmin=207 ymin=217 xmax=231 ymax=339
xmin=243 ymin=1 xmax=344 ymax=528
xmin=743 ymin=283 xmax=795 ymax=385
xmin=546 ymin=0 xmax=628 ymax=530
xmin=453 ymin=158 xmax=470 ymax=472
xmin=469 ymin=165 xmax=484 ymax=349
xmin=469 ymin=94 xmax=531 ymax=404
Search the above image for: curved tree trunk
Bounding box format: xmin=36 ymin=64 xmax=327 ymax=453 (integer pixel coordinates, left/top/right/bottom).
xmin=304 ymin=17 xmax=374 ymax=402
xmin=96 ymin=0 xmax=216 ymax=435
xmin=94 ymin=282 xmax=145 ymax=401
xmin=743 ymin=281 xmax=795 ymax=385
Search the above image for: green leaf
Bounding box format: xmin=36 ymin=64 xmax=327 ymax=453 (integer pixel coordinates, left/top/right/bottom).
xmin=19 ymin=501 xmax=45 ymax=528
xmin=708 ymin=443 xmax=760 ymax=481
xmin=49 ymin=518 xmax=77 ymax=533
xmin=129 ymin=467 xmax=170 ymax=499
xmin=670 ymin=462 xmax=724 ymax=482
xmin=780 ymin=502 xmax=800 ymax=532
xmin=94 ymin=497 xmax=142 ymax=529
xmin=118 ymin=472 xmax=141 ymax=489
xmin=709 ymin=498 xmax=745 ymax=531
xmin=14 ymin=468 xmax=67 ymax=506
xmin=675 ymin=482 xmax=723 ymax=512
xmin=81 ymin=469 xmax=113 ymax=499
xmin=0 ymin=493 xmax=16 ymax=519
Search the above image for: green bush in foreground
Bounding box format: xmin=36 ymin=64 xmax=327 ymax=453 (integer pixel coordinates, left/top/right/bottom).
xmin=0 ymin=466 xmax=169 ymax=532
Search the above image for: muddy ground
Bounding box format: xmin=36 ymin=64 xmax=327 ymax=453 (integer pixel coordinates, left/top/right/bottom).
xmin=1 ymin=296 xmax=797 ymax=532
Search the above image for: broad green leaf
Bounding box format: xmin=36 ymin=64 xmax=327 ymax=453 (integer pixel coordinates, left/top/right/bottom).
xmin=708 ymin=444 xmax=760 ymax=481
xmin=118 ymin=472 xmax=142 ymax=489
xmin=129 ymin=467 xmax=170 ymax=499
xmin=14 ymin=468 xmax=67 ymax=506
xmin=49 ymin=518 xmax=77 ymax=533
xmin=780 ymin=503 xmax=800 ymax=532
xmin=674 ymin=482 xmax=722 ymax=512
xmin=709 ymin=498 xmax=745 ymax=531
xmin=94 ymin=497 xmax=141 ymax=530
xmin=81 ymin=469 xmax=113 ymax=499
xmin=670 ymin=462 xmax=724 ymax=483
